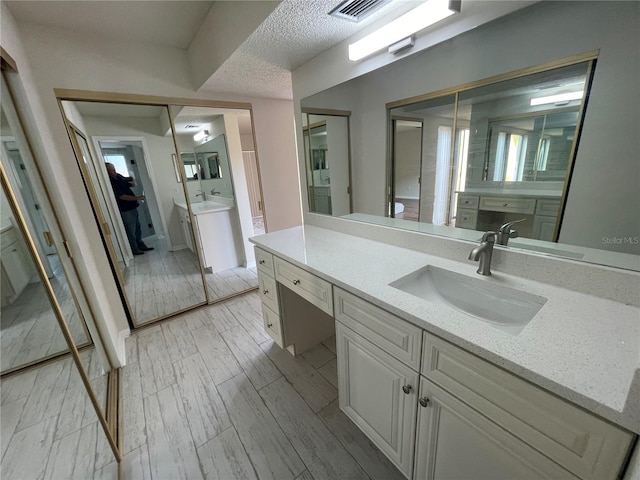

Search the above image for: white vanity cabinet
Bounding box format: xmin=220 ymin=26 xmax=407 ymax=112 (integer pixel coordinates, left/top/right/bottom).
xmin=176 ymin=201 xmax=242 ymax=272
xmin=414 ymin=377 xmax=579 ymax=480
xmin=336 ymin=321 xmax=419 ymax=478
xmin=418 ymin=333 xmax=633 ymax=480
xmin=255 ymin=247 xmax=283 ymax=347
xmin=255 ymin=247 xmax=334 ymax=353
xmin=335 ymin=287 xmax=422 ymax=478
xmin=332 ymin=287 xmax=633 ymax=480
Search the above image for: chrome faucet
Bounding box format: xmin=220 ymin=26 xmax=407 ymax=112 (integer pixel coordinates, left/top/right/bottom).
xmin=210 ymin=188 xmax=221 ymax=195
xmin=195 ymin=191 xmax=205 ymax=199
xmin=469 ymin=231 xmax=496 ymax=276
xmin=496 ymin=218 xmax=526 ymax=246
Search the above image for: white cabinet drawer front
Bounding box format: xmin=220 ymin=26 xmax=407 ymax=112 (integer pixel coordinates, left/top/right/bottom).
xmin=421 ymin=333 xmax=633 ymax=480
xmin=455 ymin=208 xmax=478 ymax=229
xmin=0 ymin=227 xmax=18 ymax=250
xmin=457 ymin=194 xmax=479 ymax=209
xmin=337 ymin=322 xmax=418 ymax=478
xmin=535 ymin=198 xmax=561 ymax=216
xmin=274 ymin=257 xmax=333 ymax=316
xmin=258 ymin=273 xmax=279 ymax=314
xmin=262 ymin=303 xmax=283 ymax=348
xmin=479 ymin=196 xmax=536 ymax=214
xmin=414 ymin=377 xmax=578 ymax=480
xmin=334 ymin=288 xmax=422 ymax=370
xmin=255 ymin=247 xmax=275 ymax=277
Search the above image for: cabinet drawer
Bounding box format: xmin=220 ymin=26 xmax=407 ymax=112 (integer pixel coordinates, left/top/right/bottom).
xmin=274 ymin=257 xmax=333 ymax=316
xmin=457 ymin=194 xmax=479 ymax=209
xmin=258 ymin=273 xmax=279 ymax=314
xmin=334 ymin=288 xmax=422 ymax=370
xmin=421 ymin=333 xmax=633 ymax=480
xmin=479 ymin=196 xmax=536 ymax=214
xmin=255 ymin=247 xmax=275 ymax=277
xmin=455 ymin=208 xmax=478 ymax=229
xmin=262 ymin=303 xmax=283 ymax=348
xmin=535 ymin=198 xmax=561 ymax=216
xmin=0 ymin=227 xmax=18 ymax=250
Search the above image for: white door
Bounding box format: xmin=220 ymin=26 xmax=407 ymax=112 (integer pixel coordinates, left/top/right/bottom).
xmin=336 ymin=322 xmax=418 ymax=478
xmin=414 ymin=377 xmax=578 ymax=480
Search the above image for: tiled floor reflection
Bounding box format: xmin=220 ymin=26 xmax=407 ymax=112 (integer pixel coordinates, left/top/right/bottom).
xmin=0 ymin=353 xmax=116 ymax=479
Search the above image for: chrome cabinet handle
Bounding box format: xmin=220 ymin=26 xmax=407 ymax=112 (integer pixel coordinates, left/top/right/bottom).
xmin=263 ymin=289 xmax=269 ymax=295
xmin=266 ymin=322 xmax=273 ymax=328
xmin=503 ymin=203 xmax=508 ymax=207
xmin=402 ymin=385 xmax=412 ymax=394
xmin=419 ymin=397 xmax=430 ymax=407
xmin=259 ymin=259 xmax=265 ymax=264
xmin=293 ymin=279 xmax=300 ymax=285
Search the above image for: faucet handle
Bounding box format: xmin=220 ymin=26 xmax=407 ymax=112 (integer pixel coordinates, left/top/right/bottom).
xmin=499 ymin=218 xmax=526 ymax=233
xmin=481 ymin=231 xmax=497 ymax=243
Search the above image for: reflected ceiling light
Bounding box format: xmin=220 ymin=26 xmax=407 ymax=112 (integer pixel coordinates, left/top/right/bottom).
xmin=530 ymin=91 xmax=583 ymax=106
xmin=193 ymin=129 xmax=209 ymax=141
xmin=348 ymin=0 xmax=461 ymax=61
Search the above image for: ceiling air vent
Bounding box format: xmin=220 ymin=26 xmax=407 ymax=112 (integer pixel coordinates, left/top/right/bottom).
xmin=329 ymin=0 xmax=393 ymax=23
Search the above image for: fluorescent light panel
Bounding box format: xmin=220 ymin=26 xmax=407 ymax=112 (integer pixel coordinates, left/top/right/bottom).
xmin=530 ymin=91 xmax=583 ymax=106
xmin=193 ymin=130 xmax=209 ymax=141
xmin=348 ymin=0 xmax=460 ymax=61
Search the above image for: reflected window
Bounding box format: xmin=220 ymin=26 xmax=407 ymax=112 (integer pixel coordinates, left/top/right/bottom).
xmin=388 ymin=59 xmax=594 ymax=242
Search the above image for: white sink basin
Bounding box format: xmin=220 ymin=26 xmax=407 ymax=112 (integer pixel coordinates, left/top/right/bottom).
xmin=389 ymin=265 xmax=547 ymax=335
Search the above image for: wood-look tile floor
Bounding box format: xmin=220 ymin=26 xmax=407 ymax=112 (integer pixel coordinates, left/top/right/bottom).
xmin=0 ymin=348 xmax=117 ymax=479
xmin=1 ymin=255 xmax=90 ymax=373
xmin=122 ymin=240 xmax=258 ymax=325
xmin=121 ymin=290 xmax=405 ymax=480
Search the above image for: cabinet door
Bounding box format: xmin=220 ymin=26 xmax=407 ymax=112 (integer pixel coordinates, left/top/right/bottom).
xmin=532 ymin=215 xmax=557 ymax=241
xmin=414 ymin=377 xmax=578 ymax=480
xmin=336 ymin=322 xmax=418 ymax=478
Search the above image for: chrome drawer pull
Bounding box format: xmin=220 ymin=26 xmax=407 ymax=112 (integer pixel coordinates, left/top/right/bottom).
xmin=259 ymin=259 xmax=265 ymax=264
xmin=402 ymin=385 xmax=413 ymax=394
xmin=263 ymin=289 xmax=269 ymax=295
xmin=419 ymin=397 xmax=430 ymax=407
xmin=266 ymin=322 xmax=273 ymax=328
xmin=293 ymin=279 xmax=300 ymax=285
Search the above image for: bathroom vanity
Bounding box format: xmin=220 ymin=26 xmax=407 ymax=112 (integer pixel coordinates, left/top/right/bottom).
xmin=250 ymin=225 xmax=638 ymax=480
xmin=175 ymin=200 xmax=242 ymax=272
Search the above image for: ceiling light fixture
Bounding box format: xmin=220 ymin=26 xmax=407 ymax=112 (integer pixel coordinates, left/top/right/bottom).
xmin=348 ymin=0 xmax=461 ymax=61
xmin=193 ymin=130 xmax=209 ymax=142
xmin=530 ymin=91 xmax=584 ymax=106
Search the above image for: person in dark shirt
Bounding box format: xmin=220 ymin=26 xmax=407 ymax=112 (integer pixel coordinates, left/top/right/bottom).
xmin=106 ymin=162 xmax=154 ymax=255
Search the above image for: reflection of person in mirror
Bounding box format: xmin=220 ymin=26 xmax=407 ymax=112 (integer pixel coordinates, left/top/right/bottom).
xmin=105 ymin=162 xmax=154 ymax=256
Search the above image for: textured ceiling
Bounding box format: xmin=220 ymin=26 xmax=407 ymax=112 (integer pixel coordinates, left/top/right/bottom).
xmin=198 ymin=0 xmax=408 ymax=99
xmin=5 ymin=0 xmax=530 ymax=101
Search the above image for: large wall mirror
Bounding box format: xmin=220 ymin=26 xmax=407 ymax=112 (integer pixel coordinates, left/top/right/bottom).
xmin=300 ymin=50 xmax=640 ymax=272
xmin=58 ymin=96 xmax=265 ymax=328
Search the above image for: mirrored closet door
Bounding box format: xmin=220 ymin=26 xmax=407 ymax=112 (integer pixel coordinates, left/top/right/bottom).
xmin=59 ymin=97 xmax=267 ymax=328
xmin=0 ymin=165 xmax=119 ymax=478
xmin=1 ymin=74 xmax=114 ymax=416
xmin=169 ymin=105 xmax=264 ymax=302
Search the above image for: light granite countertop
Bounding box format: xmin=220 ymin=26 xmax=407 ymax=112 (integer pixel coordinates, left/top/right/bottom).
xmin=174 ymin=200 xmax=231 ymax=215
xmin=250 ymin=225 xmax=640 ymax=434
